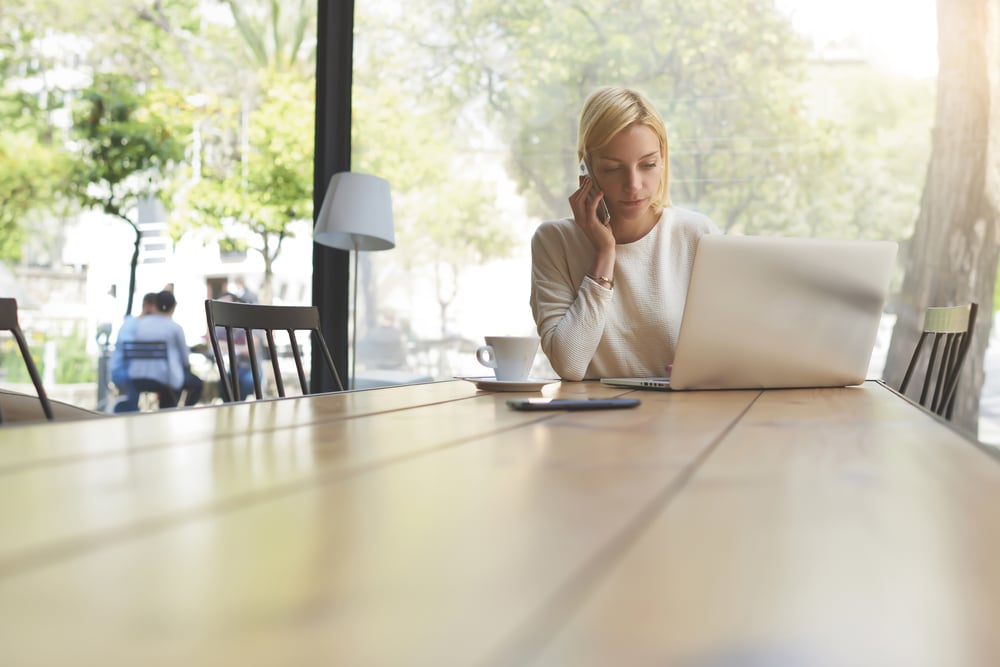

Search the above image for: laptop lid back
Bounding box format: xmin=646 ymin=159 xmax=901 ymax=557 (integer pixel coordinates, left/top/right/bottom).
xmin=669 ymin=235 xmax=897 ymax=391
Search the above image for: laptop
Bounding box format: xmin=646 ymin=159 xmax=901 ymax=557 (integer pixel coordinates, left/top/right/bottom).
xmin=602 ymin=234 xmax=898 ymax=391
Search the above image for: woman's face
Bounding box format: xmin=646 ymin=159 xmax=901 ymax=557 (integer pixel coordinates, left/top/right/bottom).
xmin=591 ymin=123 xmax=663 ymax=225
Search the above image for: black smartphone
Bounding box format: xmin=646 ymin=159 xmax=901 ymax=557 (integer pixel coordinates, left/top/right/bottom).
xmin=507 ymin=397 xmax=640 ymax=411
xmin=579 ymin=159 xmax=611 ymax=224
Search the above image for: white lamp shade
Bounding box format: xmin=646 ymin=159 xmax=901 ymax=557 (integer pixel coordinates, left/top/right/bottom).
xmin=314 ymin=172 xmax=396 ymax=251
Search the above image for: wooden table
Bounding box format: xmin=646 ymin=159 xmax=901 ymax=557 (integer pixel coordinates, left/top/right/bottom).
xmin=2 ymin=380 xmax=999 ymax=665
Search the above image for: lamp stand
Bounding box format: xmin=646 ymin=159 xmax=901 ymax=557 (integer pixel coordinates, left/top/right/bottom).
xmin=350 ymin=241 xmax=359 ymax=390
xmin=312 ymin=173 xmax=395 ymax=391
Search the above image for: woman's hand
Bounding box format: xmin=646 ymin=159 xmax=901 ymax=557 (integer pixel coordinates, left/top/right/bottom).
xmin=569 ymin=176 xmax=616 ymax=255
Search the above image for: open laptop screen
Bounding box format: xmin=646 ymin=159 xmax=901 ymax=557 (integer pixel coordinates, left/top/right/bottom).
xmin=603 ymin=235 xmax=897 ymax=391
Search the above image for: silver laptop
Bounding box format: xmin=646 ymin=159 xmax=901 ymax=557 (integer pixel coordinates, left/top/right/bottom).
xmin=602 ymin=234 xmax=898 ymax=391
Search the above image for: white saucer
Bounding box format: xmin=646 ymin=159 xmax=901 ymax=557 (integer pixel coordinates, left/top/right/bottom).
xmin=456 ymin=376 xmax=558 ymax=392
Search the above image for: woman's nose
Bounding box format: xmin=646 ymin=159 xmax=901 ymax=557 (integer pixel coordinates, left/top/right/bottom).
xmin=625 ymin=168 xmax=641 ymax=191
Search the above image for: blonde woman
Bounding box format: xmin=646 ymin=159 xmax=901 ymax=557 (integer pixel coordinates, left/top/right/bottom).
xmin=530 ymin=86 xmax=720 ymax=380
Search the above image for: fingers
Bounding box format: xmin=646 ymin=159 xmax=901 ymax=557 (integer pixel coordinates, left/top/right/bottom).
xmin=569 ymin=177 xmax=607 ymax=226
xmin=587 ymin=184 xmax=608 ymax=226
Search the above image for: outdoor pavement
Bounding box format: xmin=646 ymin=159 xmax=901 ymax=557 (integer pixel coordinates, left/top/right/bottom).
xmin=978 ymin=317 xmax=1000 ymax=446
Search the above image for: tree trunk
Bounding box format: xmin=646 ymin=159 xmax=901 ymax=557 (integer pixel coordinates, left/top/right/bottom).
xmin=882 ymin=0 xmax=1000 ymax=435
xmin=125 ymin=218 xmax=141 ymax=318
xmin=260 ymin=262 xmax=274 ymax=305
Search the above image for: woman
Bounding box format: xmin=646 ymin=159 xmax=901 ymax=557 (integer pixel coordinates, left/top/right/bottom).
xmin=530 ymin=86 xmax=720 ymax=380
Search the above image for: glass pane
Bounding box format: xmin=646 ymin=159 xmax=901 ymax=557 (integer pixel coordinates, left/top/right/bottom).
xmin=2 ymin=1 xmax=319 ymax=411
xmin=352 ymin=0 xmax=973 ymax=418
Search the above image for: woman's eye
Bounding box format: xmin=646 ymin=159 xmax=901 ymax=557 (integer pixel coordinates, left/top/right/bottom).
xmin=643 ymin=163 xmax=658 ymax=169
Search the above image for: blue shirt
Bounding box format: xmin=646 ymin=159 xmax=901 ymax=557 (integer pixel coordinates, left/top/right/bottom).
xmin=109 ymin=315 xmax=139 ymax=377
xmin=129 ymin=314 xmax=190 ymax=390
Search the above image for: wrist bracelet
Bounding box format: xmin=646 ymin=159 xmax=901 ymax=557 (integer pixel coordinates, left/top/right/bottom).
xmin=589 ymin=274 xmax=614 ymax=289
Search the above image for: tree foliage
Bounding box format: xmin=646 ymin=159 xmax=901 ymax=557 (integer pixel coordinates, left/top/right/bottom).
xmin=174 ymin=69 xmax=314 ymax=301
xmin=218 ymin=0 xmax=315 ymax=72
xmin=159 ymin=1 xmax=318 ymax=304
xmin=399 ymin=0 xmax=824 ymax=235
xmin=69 ymin=73 xmax=186 ymax=316
xmin=0 ymin=1 xmax=74 ymax=263
xmin=0 ymin=115 xmax=70 ymax=263
xmin=352 ymin=10 xmax=520 ymax=333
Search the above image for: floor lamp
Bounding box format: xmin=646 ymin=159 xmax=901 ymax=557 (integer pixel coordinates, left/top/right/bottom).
xmin=314 ymin=172 xmax=395 ymax=390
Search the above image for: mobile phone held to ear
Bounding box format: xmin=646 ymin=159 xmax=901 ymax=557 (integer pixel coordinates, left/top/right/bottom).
xmin=507 ymin=397 xmax=640 ymax=411
xmin=579 ymin=159 xmax=611 ymax=224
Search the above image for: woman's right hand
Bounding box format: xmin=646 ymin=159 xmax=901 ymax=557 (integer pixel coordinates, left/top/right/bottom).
xmin=570 ymin=177 xmax=616 ymax=254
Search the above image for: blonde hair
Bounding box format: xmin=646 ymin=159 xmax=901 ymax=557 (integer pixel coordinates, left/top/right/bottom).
xmin=577 ymin=86 xmax=672 ymax=209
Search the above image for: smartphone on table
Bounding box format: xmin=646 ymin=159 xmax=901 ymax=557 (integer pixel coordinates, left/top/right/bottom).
xmin=507 ymin=397 xmax=640 ymax=411
xmin=579 ymin=159 xmax=611 ymax=224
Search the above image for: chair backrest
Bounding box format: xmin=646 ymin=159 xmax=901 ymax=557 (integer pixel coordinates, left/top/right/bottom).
xmin=122 ymin=340 xmax=169 ymax=362
xmin=204 ymin=299 xmax=344 ymax=401
xmin=0 ymin=298 xmax=54 ymax=423
xmin=899 ymin=302 xmax=978 ymax=419
xmin=121 ymin=340 xmax=176 ymax=409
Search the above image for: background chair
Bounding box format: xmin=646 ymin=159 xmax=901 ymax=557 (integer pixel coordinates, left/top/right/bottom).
xmin=0 ymin=298 xmax=54 ymax=424
xmin=899 ymin=302 xmax=978 ymax=419
xmin=205 ymin=299 xmax=344 ymax=402
xmin=122 ymin=340 xmax=179 ymax=409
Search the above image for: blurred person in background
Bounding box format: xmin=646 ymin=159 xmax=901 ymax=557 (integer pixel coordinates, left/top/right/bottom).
xmin=130 ymin=290 xmax=204 ymax=408
xmin=109 ymin=292 xmax=157 ymax=413
xmin=233 ymin=276 xmax=258 ymax=304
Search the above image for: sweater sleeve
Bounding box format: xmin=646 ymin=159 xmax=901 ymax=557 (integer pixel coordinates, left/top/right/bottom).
xmin=529 ymin=221 xmax=612 ymax=381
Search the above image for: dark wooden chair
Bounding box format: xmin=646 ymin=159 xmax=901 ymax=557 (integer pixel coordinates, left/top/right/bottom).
xmin=122 ymin=340 xmax=179 ymax=409
xmin=205 ymin=299 xmax=344 ymax=402
xmin=0 ymin=298 xmax=54 ymax=423
xmin=899 ymin=302 xmax=978 ymax=419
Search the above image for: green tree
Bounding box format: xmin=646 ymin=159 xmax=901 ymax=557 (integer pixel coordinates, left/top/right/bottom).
xmin=43 ymin=0 xmax=208 ymax=87
xmin=352 ymin=21 xmax=520 ymax=336
xmin=165 ymin=1 xmax=317 ymax=304
xmin=0 ymin=122 xmax=70 ymax=263
xmin=175 ymin=70 xmax=312 ymax=303
xmin=69 ymin=73 xmax=186 ymax=317
xmin=412 ymin=0 xmax=825 ymax=234
xmin=218 ymin=0 xmax=315 ymax=71
xmin=798 ymin=62 xmax=935 ymax=243
xmin=0 ymin=1 xmax=74 ymax=263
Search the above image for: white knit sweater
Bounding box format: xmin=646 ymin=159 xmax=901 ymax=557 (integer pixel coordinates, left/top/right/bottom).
xmin=530 ymin=207 xmax=720 ymax=380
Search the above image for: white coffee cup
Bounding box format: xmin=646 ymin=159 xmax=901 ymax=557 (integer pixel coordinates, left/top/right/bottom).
xmin=475 ymin=336 xmax=539 ymax=381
